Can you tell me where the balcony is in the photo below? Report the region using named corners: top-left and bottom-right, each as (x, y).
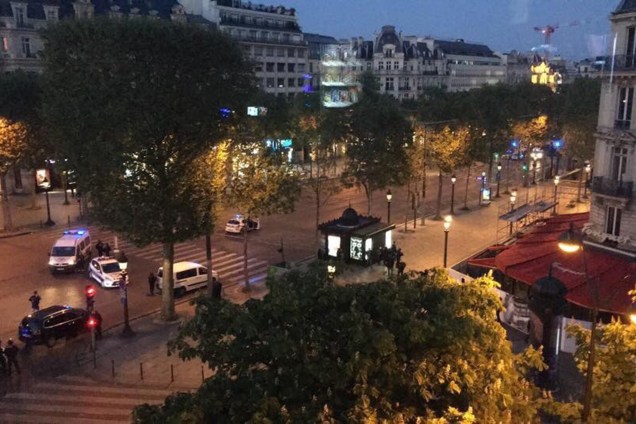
top-left (591, 176), bottom-right (633, 199)
top-left (614, 119), bottom-right (631, 130)
top-left (605, 55), bottom-right (636, 72)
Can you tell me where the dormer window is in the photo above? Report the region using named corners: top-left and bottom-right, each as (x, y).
top-left (15, 6), bottom-right (25, 26)
top-left (46, 9), bottom-right (58, 21)
top-left (384, 48), bottom-right (394, 58)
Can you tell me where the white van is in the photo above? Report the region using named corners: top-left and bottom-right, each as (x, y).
top-left (48, 229), bottom-right (92, 273)
top-left (156, 261), bottom-right (219, 297)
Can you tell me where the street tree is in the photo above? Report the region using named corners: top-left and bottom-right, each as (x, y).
top-left (0, 118), bottom-right (27, 231)
top-left (559, 78), bottom-right (601, 165)
top-left (41, 18), bottom-right (254, 320)
top-left (344, 93), bottom-right (412, 215)
top-left (427, 125), bottom-right (469, 219)
top-left (223, 140), bottom-right (301, 291)
top-left (133, 270), bottom-right (548, 423)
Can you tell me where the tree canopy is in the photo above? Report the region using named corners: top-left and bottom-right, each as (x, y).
top-left (134, 269), bottom-right (547, 423)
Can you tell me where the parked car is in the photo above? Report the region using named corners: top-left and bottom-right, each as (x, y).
top-left (19, 305), bottom-right (90, 347)
top-left (156, 261), bottom-right (219, 298)
top-left (225, 214), bottom-right (260, 234)
top-left (88, 257), bottom-right (122, 288)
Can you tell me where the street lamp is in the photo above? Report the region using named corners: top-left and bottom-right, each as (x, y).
top-left (557, 226), bottom-right (598, 421)
top-left (117, 252), bottom-right (134, 338)
top-left (496, 163), bottom-right (502, 198)
top-left (552, 176), bottom-right (560, 215)
top-left (479, 171), bottom-right (486, 206)
top-left (450, 174), bottom-right (457, 215)
top-left (583, 162), bottom-right (592, 199)
top-left (509, 189), bottom-right (517, 235)
top-left (386, 189), bottom-right (392, 223)
top-left (530, 149), bottom-right (544, 185)
top-left (443, 215), bottom-right (452, 267)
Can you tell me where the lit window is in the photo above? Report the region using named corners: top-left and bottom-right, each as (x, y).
top-left (605, 206), bottom-right (622, 236)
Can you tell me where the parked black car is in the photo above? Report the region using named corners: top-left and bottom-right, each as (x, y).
top-left (19, 305), bottom-right (89, 347)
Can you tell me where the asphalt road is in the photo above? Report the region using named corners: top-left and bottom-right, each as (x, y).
top-left (0, 162), bottom-right (507, 347)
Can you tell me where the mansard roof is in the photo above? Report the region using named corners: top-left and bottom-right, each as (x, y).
top-left (435, 39), bottom-right (496, 57)
top-left (0, 0), bottom-right (201, 21)
top-left (614, 0), bottom-right (636, 14)
top-left (304, 32), bottom-right (338, 44)
top-left (374, 25), bottom-right (403, 53)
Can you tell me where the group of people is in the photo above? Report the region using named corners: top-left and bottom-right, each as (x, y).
top-left (95, 240), bottom-right (112, 258)
top-left (0, 339), bottom-right (20, 377)
top-left (367, 243), bottom-right (405, 276)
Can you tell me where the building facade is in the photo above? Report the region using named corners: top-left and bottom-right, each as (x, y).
top-left (178, 0), bottom-right (309, 97)
top-left (587, 0), bottom-right (636, 256)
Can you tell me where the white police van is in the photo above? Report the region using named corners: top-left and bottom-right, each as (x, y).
top-left (156, 261), bottom-right (218, 297)
top-left (48, 229), bottom-right (92, 273)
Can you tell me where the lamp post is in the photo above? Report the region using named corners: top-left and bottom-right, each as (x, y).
top-left (118, 252), bottom-right (135, 338)
top-left (479, 171), bottom-right (486, 206)
top-left (386, 189), bottom-right (392, 223)
top-left (496, 163), bottom-right (502, 198)
top-left (583, 162), bottom-right (591, 199)
top-left (509, 189), bottom-right (517, 235)
top-left (443, 215), bottom-right (452, 267)
top-left (552, 176), bottom-right (560, 215)
top-left (450, 174), bottom-right (457, 215)
top-left (530, 149), bottom-right (543, 185)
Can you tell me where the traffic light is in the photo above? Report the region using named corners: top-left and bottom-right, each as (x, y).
top-left (522, 164), bottom-right (528, 173)
top-left (87, 316), bottom-right (97, 329)
top-left (85, 284), bottom-right (96, 311)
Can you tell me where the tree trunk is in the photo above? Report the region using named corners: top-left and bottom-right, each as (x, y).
top-left (364, 184), bottom-right (371, 215)
top-left (0, 173), bottom-right (14, 231)
top-left (30, 170), bottom-right (38, 210)
top-left (243, 218), bottom-right (250, 292)
top-left (161, 242), bottom-right (176, 321)
top-left (434, 171), bottom-right (443, 220)
top-left (62, 172), bottom-right (70, 205)
top-left (463, 164), bottom-right (471, 210)
top-left (206, 231), bottom-right (214, 298)
top-left (315, 189), bottom-right (321, 246)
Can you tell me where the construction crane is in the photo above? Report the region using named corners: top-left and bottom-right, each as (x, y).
top-left (534, 25), bottom-right (559, 45)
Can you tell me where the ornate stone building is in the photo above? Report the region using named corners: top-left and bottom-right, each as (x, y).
top-left (586, 0), bottom-right (636, 255)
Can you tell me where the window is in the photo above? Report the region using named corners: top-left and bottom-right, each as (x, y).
top-left (1, 37), bottom-right (8, 52)
top-left (385, 77), bottom-right (394, 91)
top-left (44, 314), bottom-right (67, 328)
top-left (287, 48), bottom-right (295, 57)
top-left (266, 47), bottom-right (274, 57)
top-left (261, 31), bottom-right (269, 41)
top-left (288, 78), bottom-right (295, 87)
top-left (277, 63), bottom-right (285, 72)
top-left (394, 61), bottom-right (399, 70)
top-left (387, 62), bottom-right (392, 70)
top-left (176, 269), bottom-right (197, 280)
top-left (378, 61), bottom-right (384, 70)
top-left (282, 33), bottom-right (290, 43)
top-left (254, 63), bottom-right (263, 72)
top-left (21, 37), bottom-right (31, 57)
top-left (266, 62), bottom-right (274, 72)
top-left (254, 46), bottom-right (263, 56)
top-left (605, 206), bottom-right (622, 236)
top-left (198, 267), bottom-right (207, 275)
top-left (266, 78), bottom-right (275, 87)
top-left (309, 62), bottom-right (313, 73)
top-left (627, 27), bottom-right (636, 67)
top-left (277, 78), bottom-right (285, 87)
top-left (46, 9), bottom-right (57, 21)
top-left (272, 32), bottom-right (280, 42)
top-left (249, 30), bottom-right (257, 39)
top-left (297, 49), bottom-right (305, 58)
top-left (298, 63), bottom-right (305, 72)
top-left (287, 63), bottom-right (295, 72)
top-left (15, 7), bottom-right (25, 26)
top-left (611, 147), bottom-right (628, 181)
top-left (277, 48), bottom-right (285, 57)
top-left (616, 87), bottom-right (633, 128)
top-left (298, 77), bottom-right (304, 87)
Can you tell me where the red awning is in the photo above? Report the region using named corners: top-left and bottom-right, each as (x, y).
top-left (470, 213), bottom-right (635, 315)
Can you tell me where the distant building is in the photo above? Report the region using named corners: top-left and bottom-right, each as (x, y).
top-left (304, 32), bottom-right (338, 93)
top-left (178, 0), bottom-right (308, 97)
top-left (497, 50), bottom-right (532, 85)
top-left (588, 0), bottom-right (636, 255)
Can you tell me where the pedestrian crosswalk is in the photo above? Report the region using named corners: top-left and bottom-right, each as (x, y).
top-left (38, 226), bottom-right (270, 291)
top-left (0, 375), bottom-right (173, 423)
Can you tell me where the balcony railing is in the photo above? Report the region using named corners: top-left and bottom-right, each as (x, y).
top-left (614, 119), bottom-right (631, 130)
top-left (591, 176), bottom-right (633, 199)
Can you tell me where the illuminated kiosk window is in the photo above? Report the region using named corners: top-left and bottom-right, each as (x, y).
top-left (327, 235), bottom-right (341, 257)
top-left (365, 239), bottom-right (372, 260)
top-left (350, 237), bottom-right (363, 260)
top-left (385, 230), bottom-right (392, 249)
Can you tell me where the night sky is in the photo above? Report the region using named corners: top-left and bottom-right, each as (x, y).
top-left (283, 0), bottom-right (616, 60)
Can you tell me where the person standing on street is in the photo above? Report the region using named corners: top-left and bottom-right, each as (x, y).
top-left (0, 340), bottom-right (6, 376)
top-left (147, 272), bottom-right (157, 296)
top-left (4, 339), bottom-right (20, 376)
top-left (103, 243), bottom-right (112, 258)
top-left (29, 291), bottom-right (41, 312)
top-left (91, 310), bottom-right (103, 339)
top-left (95, 240), bottom-right (104, 257)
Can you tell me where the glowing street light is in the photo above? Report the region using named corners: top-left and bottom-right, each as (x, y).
top-left (443, 215), bottom-right (452, 267)
top-left (552, 175), bottom-right (560, 215)
top-left (450, 174), bottom-right (457, 215)
top-left (386, 189), bottom-right (393, 223)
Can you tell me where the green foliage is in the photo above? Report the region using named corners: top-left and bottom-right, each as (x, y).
top-left (135, 269), bottom-right (548, 423)
top-left (563, 320), bottom-right (636, 422)
top-left (41, 18), bottom-right (254, 246)
top-left (344, 94), bottom-right (412, 213)
top-left (559, 78), bottom-right (601, 162)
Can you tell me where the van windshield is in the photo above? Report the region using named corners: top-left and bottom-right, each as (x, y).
top-left (51, 246), bottom-right (75, 257)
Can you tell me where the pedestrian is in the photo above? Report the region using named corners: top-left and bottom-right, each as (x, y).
top-left (147, 272), bottom-right (157, 296)
top-left (396, 248), bottom-right (403, 264)
top-left (76, 252), bottom-right (86, 272)
top-left (91, 310), bottom-right (103, 339)
top-left (29, 291), bottom-right (41, 312)
top-left (397, 261), bottom-right (406, 275)
top-left (0, 340), bottom-right (6, 376)
top-left (95, 240), bottom-right (104, 257)
top-left (212, 278), bottom-right (223, 299)
top-left (103, 242), bottom-right (111, 258)
top-left (4, 339), bottom-right (20, 376)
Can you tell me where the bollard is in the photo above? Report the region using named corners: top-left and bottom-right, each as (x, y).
top-left (140, 363), bottom-right (144, 380)
top-left (93, 349), bottom-right (97, 369)
top-left (201, 365), bottom-right (205, 382)
top-left (67, 215), bottom-right (71, 228)
top-left (111, 359), bottom-right (115, 378)
top-left (170, 364), bottom-right (174, 383)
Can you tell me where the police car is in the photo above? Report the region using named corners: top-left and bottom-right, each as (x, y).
top-left (87, 257), bottom-right (122, 288)
top-left (225, 214), bottom-right (260, 234)
top-left (48, 229), bottom-right (92, 273)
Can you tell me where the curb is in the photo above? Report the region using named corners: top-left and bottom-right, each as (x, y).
top-left (0, 230), bottom-right (33, 239)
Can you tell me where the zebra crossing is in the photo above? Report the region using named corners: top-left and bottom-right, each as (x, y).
top-left (39, 226), bottom-right (270, 290)
top-left (0, 375), bottom-right (173, 423)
